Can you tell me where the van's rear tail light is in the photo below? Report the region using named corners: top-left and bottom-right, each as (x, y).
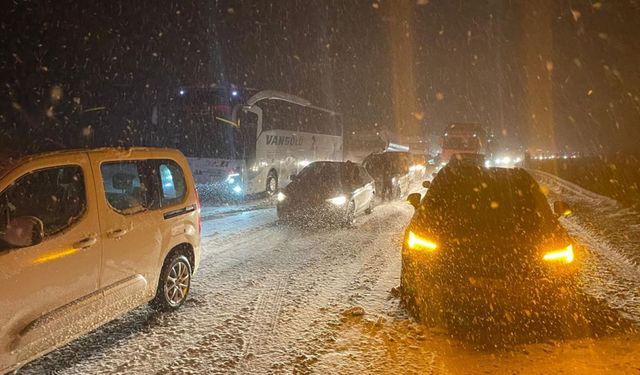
top-left (194, 186), bottom-right (202, 234)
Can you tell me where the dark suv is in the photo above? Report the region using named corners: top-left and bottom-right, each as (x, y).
top-left (401, 162), bottom-right (578, 327)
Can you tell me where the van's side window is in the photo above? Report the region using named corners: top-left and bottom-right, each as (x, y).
top-left (159, 161), bottom-right (186, 207)
top-left (0, 166), bottom-right (86, 249)
top-left (101, 162), bottom-right (156, 214)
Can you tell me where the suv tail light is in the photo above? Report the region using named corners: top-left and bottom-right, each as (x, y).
top-left (194, 186), bottom-right (202, 234)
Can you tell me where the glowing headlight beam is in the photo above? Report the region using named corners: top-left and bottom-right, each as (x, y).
top-left (326, 196), bottom-right (347, 206)
top-left (407, 231), bottom-right (437, 251)
top-left (277, 192), bottom-right (287, 202)
top-left (543, 244), bottom-right (574, 263)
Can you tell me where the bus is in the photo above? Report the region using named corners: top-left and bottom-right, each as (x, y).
top-left (235, 90), bottom-right (343, 196)
top-left (440, 123), bottom-right (488, 165)
top-left (157, 87), bottom-right (343, 199)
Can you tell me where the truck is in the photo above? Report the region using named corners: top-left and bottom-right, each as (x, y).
top-left (439, 123), bottom-right (488, 165)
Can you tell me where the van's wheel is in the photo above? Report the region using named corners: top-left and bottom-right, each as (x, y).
top-left (151, 254), bottom-right (192, 311)
top-left (266, 170), bottom-right (278, 196)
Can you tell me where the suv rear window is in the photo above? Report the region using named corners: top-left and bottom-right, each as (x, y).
top-left (424, 166), bottom-right (554, 234)
top-left (159, 160), bottom-right (186, 207)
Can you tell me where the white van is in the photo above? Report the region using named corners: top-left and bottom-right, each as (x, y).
top-left (0, 147), bottom-right (201, 373)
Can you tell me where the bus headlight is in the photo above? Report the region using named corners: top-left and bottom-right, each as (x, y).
top-left (326, 196), bottom-right (347, 206)
top-left (277, 192), bottom-right (287, 202)
top-left (226, 172), bottom-right (240, 184)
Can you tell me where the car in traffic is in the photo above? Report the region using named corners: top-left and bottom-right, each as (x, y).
top-left (277, 161), bottom-right (375, 226)
top-left (0, 147), bottom-right (201, 373)
top-left (363, 151), bottom-right (413, 200)
top-left (401, 161), bottom-right (577, 329)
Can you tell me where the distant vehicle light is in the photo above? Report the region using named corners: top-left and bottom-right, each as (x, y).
top-left (179, 89), bottom-right (185, 96)
top-left (298, 160), bottom-right (311, 168)
top-left (277, 192), bottom-right (287, 202)
top-left (233, 185), bottom-right (242, 194)
top-left (409, 164), bottom-right (427, 172)
top-left (326, 196), bottom-right (347, 206)
top-left (484, 160), bottom-right (492, 168)
top-left (407, 231), bottom-right (437, 251)
top-left (543, 244), bottom-right (574, 264)
top-left (231, 90), bottom-right (238, 96)
top-left (226, 172), bottom-right (240, 184)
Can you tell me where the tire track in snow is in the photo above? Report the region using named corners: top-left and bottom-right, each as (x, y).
top-left (236, 278), bottom-right (288, 373)
top-left (149, 203), bottom-right (413, 374)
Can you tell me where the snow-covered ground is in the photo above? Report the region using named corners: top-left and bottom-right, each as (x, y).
top-left (20, 173), bottom-right (640, 374)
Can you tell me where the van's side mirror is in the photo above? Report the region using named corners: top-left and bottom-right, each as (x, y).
top-left (553, 201), bottom-right (572, 217)
top-left (407, 193), bottom-right (421, 209)
top-left (422, 181), bottom-right (431, 189)
top-left (3, 216), bottom-right (44, 248)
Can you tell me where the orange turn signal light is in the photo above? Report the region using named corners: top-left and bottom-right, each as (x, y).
top-left (407, 231), bottom-right (438, 251)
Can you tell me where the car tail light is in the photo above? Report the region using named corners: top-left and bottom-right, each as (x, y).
top-left (543, 244), bottom-right (574, 264)
top-left (407, 231), bottom-right (438, 251)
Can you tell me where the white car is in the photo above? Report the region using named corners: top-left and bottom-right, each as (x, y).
top-left (0, 147), bottom-right (201, 373)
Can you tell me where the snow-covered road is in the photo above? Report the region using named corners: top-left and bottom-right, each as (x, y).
top-left (20, 172), bottom-right (640, 374)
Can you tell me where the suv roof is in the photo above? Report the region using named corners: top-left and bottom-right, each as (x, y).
top-left (0, 147), bottom-right (185, 180)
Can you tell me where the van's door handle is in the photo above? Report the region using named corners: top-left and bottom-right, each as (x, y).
top-left (107, 228), bottom-right (129, 238)
top-left (74, 236), bottom-right (97, 249)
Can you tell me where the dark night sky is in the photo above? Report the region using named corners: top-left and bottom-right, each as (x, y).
top-left (1, 0), bottom-right (639, 154)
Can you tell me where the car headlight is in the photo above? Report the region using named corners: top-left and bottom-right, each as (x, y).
top-left (326, 195), bottom-right (347, 206)
top-left (277, 192), bottom-right (287, 202)
top-left (543, 244), bottom-right (574, 264)
top-left (407, 231), bottom-right (438, 251)
top-left (226, 172), bottom-right (240, 184)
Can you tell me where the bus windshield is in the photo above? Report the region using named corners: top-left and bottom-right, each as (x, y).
top-left (160, 88), bottom-right (243, 159)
